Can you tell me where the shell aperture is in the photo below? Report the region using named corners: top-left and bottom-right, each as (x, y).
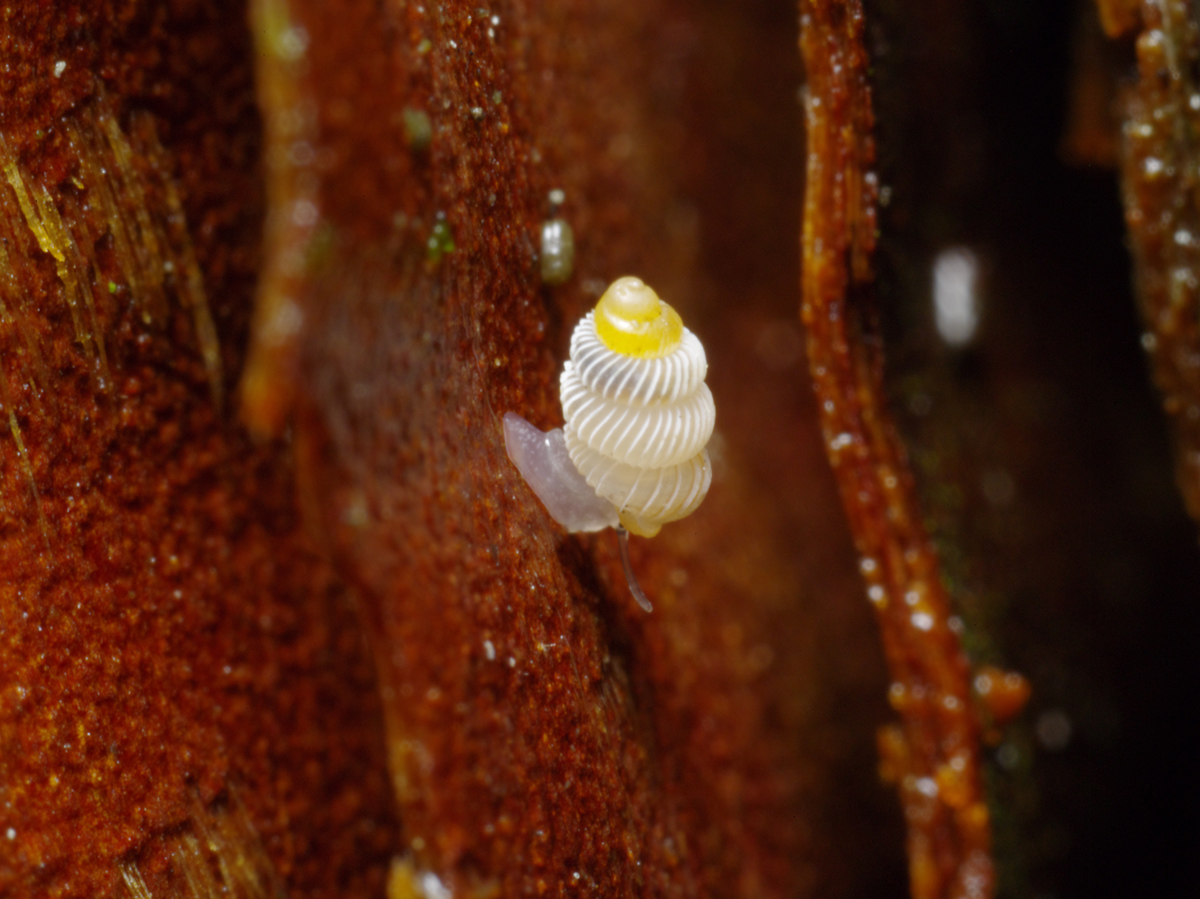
top-left (504, 276), bottom-right (715, 538)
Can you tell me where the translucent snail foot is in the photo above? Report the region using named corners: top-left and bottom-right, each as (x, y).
top-left (503, 412), bottom-right (620, 533)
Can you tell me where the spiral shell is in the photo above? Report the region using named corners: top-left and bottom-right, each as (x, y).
top-left (560, 277), bottom-right (714, 537)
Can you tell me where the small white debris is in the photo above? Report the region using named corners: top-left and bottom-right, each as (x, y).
top-left (933, 246), bottom-right (981, 347)
top-left (915, 776), bottom-right (939, 798)
top-left (420, 872), bottom-right (452, 899)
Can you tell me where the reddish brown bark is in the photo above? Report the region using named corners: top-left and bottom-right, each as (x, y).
top-left (798, 3), bottom-right (994, 898)
top-left (0, 4), bottom-right (397, 898)
top-left (1095, 0), bottom-right (1142, 38)
top-left (266, 0), bottom-right (881, 894)
top-left (0, 0), bottom-right (899, 897)
top-left (1108, 0), bottom-right (1200, 529)
top-left (10, 0), bottom-right (1195, 895)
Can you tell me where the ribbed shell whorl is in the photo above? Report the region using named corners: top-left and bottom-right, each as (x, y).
top-left (561, 311), bottom-right (714, 537)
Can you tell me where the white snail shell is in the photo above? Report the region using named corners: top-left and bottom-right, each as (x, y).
top-left (504, 276), bottom-right (714, 538)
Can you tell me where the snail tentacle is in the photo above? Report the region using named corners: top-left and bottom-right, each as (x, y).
top-left (617, 527), bottom-right (652, 613)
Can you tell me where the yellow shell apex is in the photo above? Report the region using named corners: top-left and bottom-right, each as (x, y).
top-left (594, 276), bottom-right (683, 359)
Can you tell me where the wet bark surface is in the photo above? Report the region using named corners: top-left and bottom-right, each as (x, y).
top-left (799, 2), bottom-right (994, 896)
top-left (0, 0), bottom-right (897, 897)
top-left (0, 3), bottom-right (398, 898)
top-left (0, 1), bottom-right (1198, 898)
top-left (274, 0), bottom-right (897, 894)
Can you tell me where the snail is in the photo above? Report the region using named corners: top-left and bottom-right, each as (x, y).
top-left (503, 276), bottom-right (715, 611)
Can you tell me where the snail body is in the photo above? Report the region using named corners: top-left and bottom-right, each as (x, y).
top-left (504, 276), bottom-right (714, 541)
